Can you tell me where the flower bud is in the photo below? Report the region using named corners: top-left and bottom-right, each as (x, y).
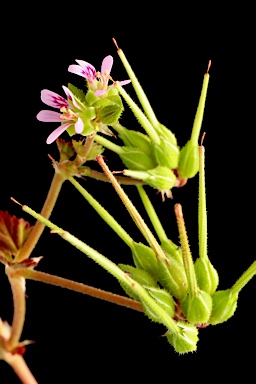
top-left (131, 242), bottom-right (158, 280)
top-left (208, 289), bottom-right (238, 325)
top-left (194, 257), bottom-right (219, 295)
top-left (120, 147), bottom-right (156, 171)
top-left (124, 166), bottom-right (177, 192)
top-left (157, 255), bottom-right (188, 300)
top-left (119, 264), bottom-right (158, 288)
top-left (166, 321), bottom-right (199, 354)
top-left (180, 290), bottom-right (212, 325)
top-left (177, 139), bottom-right (199, 180)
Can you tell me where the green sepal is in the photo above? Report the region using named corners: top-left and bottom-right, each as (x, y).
top-left (178, 139), bottom-right (199, 179)
top-left (118, 281), bottom-right (140, 301)
top-left (72, 140), bottom-right (104, 163)
top-left (161, 239), bottom-right (183, 264)
top-left (85, 90), bottom-right (99, 106)
top-left (124, 166), bottom-right (177, 192)
top-left (194, 257), bottom-right (219, 295)
top-left (118, 264), bottom-right (158, 287)
top-left (208, 289), bottom-right (238, 325)
top-left (66, 119), bottom-right (95, 137)
top-left (120, 147), bottom-right (156, 171)
top-left (117, 128), bottom-right (153, 156)
top-left (155, 124), bottom-right (178, 145)
top-left (166, 321), bottom-right (199, 354)
top-left (153, 139), bottom-right (179, 169)
top-left (68, 83), bottom-right (87, 105)
top-left (131, 242), bottom-right (158, 281)
top-left (145, 287), bottom-right (175, 318)
top-left (94, 97), bottom-right (124, 125)
top-left (157, 255), bottom-right (188, 300)
top-left (180, 290), bottom-right (212, 325)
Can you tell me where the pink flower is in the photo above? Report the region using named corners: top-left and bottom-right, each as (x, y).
top-left (68, 55), bottom-right (131, 96)
top-left (37, 86), bottom-right (85, 144)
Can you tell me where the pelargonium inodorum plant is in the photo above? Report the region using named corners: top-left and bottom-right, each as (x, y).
top-left (1, 38), bottom-right (255, 383)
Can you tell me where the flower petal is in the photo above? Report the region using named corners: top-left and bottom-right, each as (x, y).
top-left (62, 86), bottom-right (81, 110)
top-left (68, 61), bottom-right (96, 80)
top-left (101, 55), bottom-right (113, 74)
top-left (41, 90), bottom-right (68, 109)
top-left (75, 117), bottom-right (84, 134)
top-left (118, 80), bottom-right (131, 86)
top-left (46, 123), bottom-right (72, 144)
top-left (37, 110), bottom-right (63, 122)
top-left (94, 89), bottom-right (107, 96)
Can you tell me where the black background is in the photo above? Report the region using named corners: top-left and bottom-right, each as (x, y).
top-left (1, 6), bottom-right (255, 383)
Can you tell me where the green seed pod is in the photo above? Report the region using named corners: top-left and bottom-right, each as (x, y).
top-left (166, 321), bottom-right (199, 354)
top-left (180, 290), bottom-right (212, 325)
top-left (153, 139), bottom-right (179, 169)
top-left (194, 257), bottom-right (219, 295)
top-left (120, 146), bottom-right (156, 171)
top-left (157, 255), bottom-right (188, 300)
top-left (178, 139), bottom-right (199, 179)
top-left (131, 242), bottom-right (158, 281)
top-left (118, 264), bottom-right (158, 288)
top-left (124, 166), bottom-right (177, 192)
top-left (161, 239), bottom-right (183, 264)
top-left (208, 289), bottom-right (238, 325)
top-left (145, 287), bottom-right (175, 318)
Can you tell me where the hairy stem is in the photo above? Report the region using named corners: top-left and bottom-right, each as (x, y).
top-left (5, 354), bottom-right (38, 384)
top-left (15, 172), bottom-right (65, 262)
top-left (13, 268), bottom-right (143, 312)
top-left (6, 268), bottom-right (26, 349)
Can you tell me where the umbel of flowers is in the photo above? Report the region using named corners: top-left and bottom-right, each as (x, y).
top-left (37, 47), bottom-right (210, 198)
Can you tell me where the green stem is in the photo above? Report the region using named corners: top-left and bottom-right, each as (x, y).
top-left (94, 134), bottom-right (124, 155)
top-left (20, 204), bottom-right (179, 333)
top-left (115, 82), bottom-right (160, 144)
top-left (113, 40), bottom-right (159, 129)
top-left (80, 167), bottom-right (144, 185)
top-left (68, 176), bottom-right (134, 248)
top-left (12, 268), bottom-right (143, 312)
top-left (136, 185), bottom-right (169, 243)
top-left (231, 261), bottom-right (256, 295)
top-left (97, 156), bottom-right (167, 261)
top-left (5, 268), bottom-right (26, 349)
top-left (190, 66), bottom-right (210, 145)
top-left (174, 204), bottom-right (198, 296)
top-left (15, 172), bottom-right (65, 262)
top-left (198, 145), bottom-right (207, 260)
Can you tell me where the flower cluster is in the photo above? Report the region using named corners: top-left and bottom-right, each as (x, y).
top-left (37, 56), bottom-right (131, 144)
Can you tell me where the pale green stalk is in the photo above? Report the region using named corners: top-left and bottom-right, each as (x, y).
top-left (94, 134), bottom-right (125, 155)
top-left (113, 39), bottom-right (159, 128)
top-left (136, 185), bottom-right (169, 243)
top-left (115, 82), bottom-right (160, 144)
top-left (67, 176), bottom-right (133, 248)
top-left (231, 261), bottom-right (256, 294)
top-left (198, 145), bottom-right (207, 259)
top-left (190, 65), bottom-right (210, 145)
top-left (20, 203), bottom-right (180, 333)
top-left (97, 156), bottom-right (168, 261)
